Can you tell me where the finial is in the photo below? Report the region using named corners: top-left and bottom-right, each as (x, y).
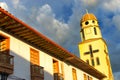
top-left (86, 9), bottom-right (89, 14)
top-left (85, 9), bottom-right (90, 19)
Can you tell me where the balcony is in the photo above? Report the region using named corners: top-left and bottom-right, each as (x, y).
top-left (0, 53), bottom-right (14, 74)
top-left (54, 73), bottom-right (64, 80)
top-left (31, 65), bottom-right (44, 80)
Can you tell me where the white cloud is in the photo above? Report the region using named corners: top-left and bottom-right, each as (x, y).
top-left (11, 0), bottom-right (26, 10)
top-left (68, 0), bottom-right (83, 29)
top-left (103, 0), bottom-right (120, 12)
top-left (0, 2), bottom-right (8, 10)
top-left (36, 4), bottom-right (70, 43)
top-left (11, 0), bottom-right (19, 8)
top-left (112, 15), bottom-right (120, 30)
top-left (10, 0), bottom-right (120, 79)
top-left (81, 0), bottom-right (98, 7)
top-left (114, 72), bottom-right (120, 80)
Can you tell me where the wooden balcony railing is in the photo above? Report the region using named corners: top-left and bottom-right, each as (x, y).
top-left (31, 65), bottom-right (44, 80)
top-left (54, 73), bottom-right (64, 80)
top-left (0, 53), bottom-right (14, 74)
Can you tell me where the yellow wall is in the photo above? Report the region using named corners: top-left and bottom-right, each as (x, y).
top-left (79, 13), bottom-right (114, 80)
top-left (79, 38), bottom-right (114, 80)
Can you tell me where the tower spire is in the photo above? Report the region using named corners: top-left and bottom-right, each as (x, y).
top-left (85, 9), bottom-right (91, 21)
top-left (85, 9), bottom-right (88, 14)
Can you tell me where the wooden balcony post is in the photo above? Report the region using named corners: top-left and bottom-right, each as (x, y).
top-left (31, 65), bottom-right (44, 80)
top-left (54, 73), bottom-right (64, 80)
top-left (0, 53), bottom-right (14, 74)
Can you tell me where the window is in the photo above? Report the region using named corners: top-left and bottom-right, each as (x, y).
top-left (0, 34), bottom-right (9, 54)
top-left (80, 23), bottom-right (82, 26)
top-left (85, 21), bottom-right (89, 25)
top-left (88, 76), bottom-right (93, 80)
top-left (92, 20), bottom-right (95, 23)
top-left (94, 27), bottom-right (97, 35)
top-left (84, 74), bottom-right (87, 80)
top-left (91, 59), bottom-right (95, 66)
top-left (96, 57), bottom-right (100, 65)
top-left (83, 74), bottom-right (93, 80)
top-left (88, 76), bottom-right (89, 80)
top-left (89, 77), bottom-right (93, 80)
top-left (30, 48), bottom-right (44, 80)
top-left (81, 29), bottom-right (85, 40)
top-left (30, 48), bottom-right (39, 65)
top-left (53, 59), bottom-right (59, 73)
top-left (72, 68), bottom-right (77, 80)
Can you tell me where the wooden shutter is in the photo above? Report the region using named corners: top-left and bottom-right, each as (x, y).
top-left (84, 74), bottom-right (87, 80)
top-left (0, 35), bottom-right (9, 54)
top-left (53, 60), bottom-right (59, 73)
top-left (89, 77), bottom-right (93, 80)
top-left (30, 48), bottom-right (39, 65)
top-left (72, 68), bottom-right (77, 80)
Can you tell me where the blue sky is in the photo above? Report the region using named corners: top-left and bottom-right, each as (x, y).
top-left (0, 0), bottom-right (120, 79)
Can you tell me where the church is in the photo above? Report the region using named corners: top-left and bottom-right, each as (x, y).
top-left (0, 7), bottom-right (113, 80)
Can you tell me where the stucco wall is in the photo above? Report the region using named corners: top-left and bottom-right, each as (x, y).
top-left (0, 31), bottom-right (100, 80)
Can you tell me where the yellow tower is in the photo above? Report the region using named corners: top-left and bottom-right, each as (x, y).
top-left (78, 13), bottom-right (114, 80)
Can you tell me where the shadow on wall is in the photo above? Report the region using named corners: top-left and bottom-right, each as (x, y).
top-left (7, 50), bottom-right (53, 80)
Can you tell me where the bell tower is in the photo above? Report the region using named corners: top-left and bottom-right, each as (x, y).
top-left (78, 12), bottom-right (114, 80)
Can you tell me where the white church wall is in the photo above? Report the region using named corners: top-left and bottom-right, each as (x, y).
top-left (0, 31), bottom-right (101, 80)
top-left (64, 63), bottom-right (73, 80)
top-left (0, 31), bottom-right (31, 80)
top-left (40, 51), bottom-right (53, 80)
top-left (63, 63), bottom-right (99, 80)
top-left (10, 35), bottom-right (31, 80)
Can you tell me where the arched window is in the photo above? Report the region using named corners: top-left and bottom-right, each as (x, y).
top-left (81, 29), bottom-right (85, 40)
top-left (94, 27), bottom-right (97, 35)
top-left (96, 57), bottom-right (100, 65)
top-left (85, 21), bottom-right (89, 25)
top-left (91, 59), bottom-right (95, 66)
top-left (72, 68), bottom-right (77, 80)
